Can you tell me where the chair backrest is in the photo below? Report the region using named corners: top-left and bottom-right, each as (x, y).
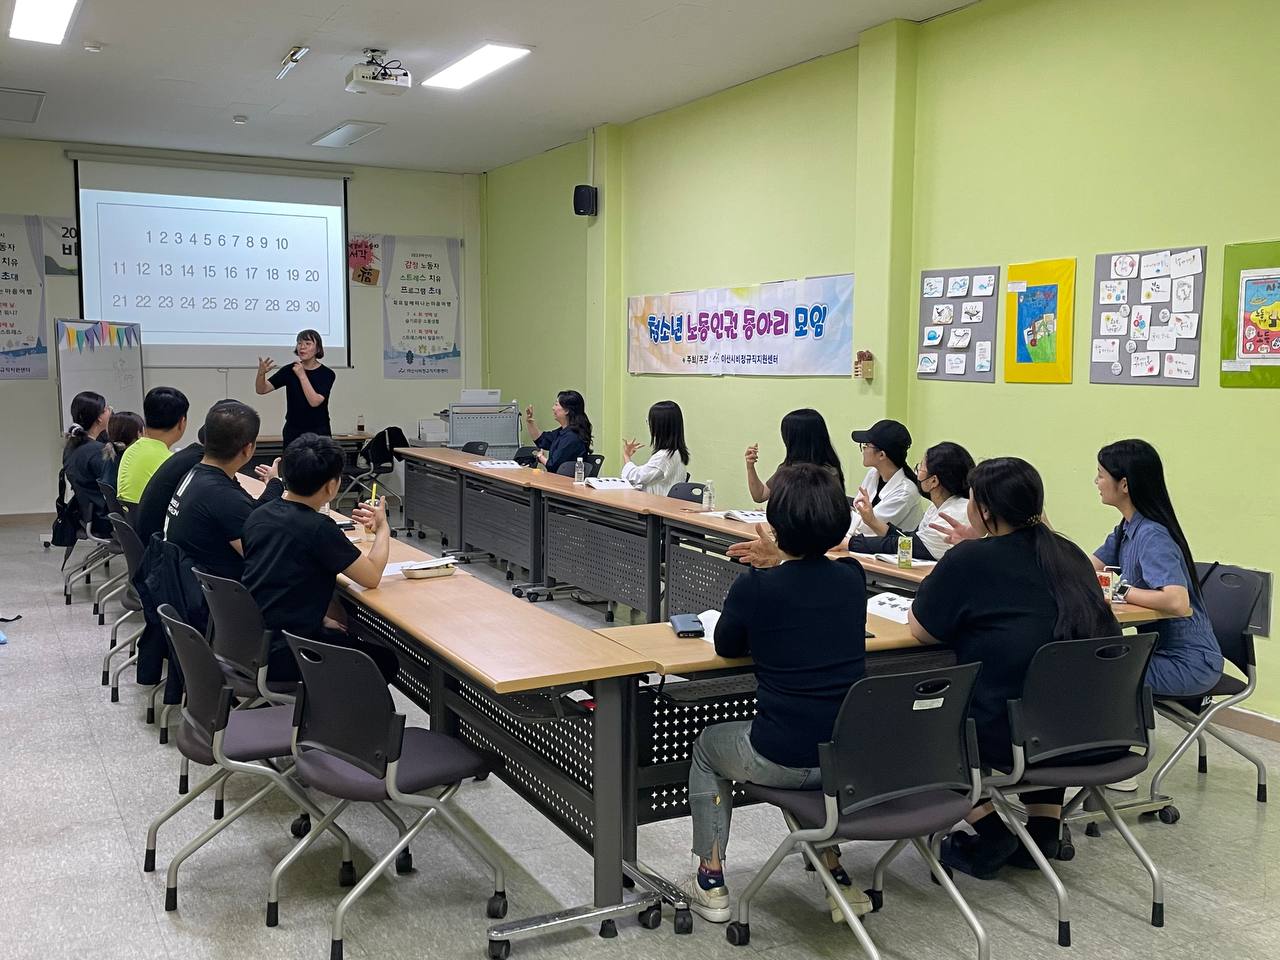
top-left (358, 429), bottom-right (395, 469)
top-left (1010, 633), bottom-right (1157, 766)
top-left (158, 604), bottom-right (225, 745)
top-left (819, 663), bottom-right (980, 816)
top-left (194, 569), bottom-right (271, 677)
top-left (460, 440), bottom-right (489, 455)
top-left (97, 480), bottom-right (124, 517)
top-left (1196, 561), bottom-right (1264, 673)
top-left (107, 513), bottom-right (146, 577)
top-left (667, 481), bottom-right (706, 503)
top-left (513, 445), bottom-right (537, 466)
top-left (383, 426), bottom-right (410, 461)
top-left (286, 633), bottom-right (403, 780)
top-left (584, 454), bottom-right (604, 478)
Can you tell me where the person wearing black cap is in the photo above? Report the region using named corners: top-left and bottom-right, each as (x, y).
top-left (848, 419), bottom-right (926, 537)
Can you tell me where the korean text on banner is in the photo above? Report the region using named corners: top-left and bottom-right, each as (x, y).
top-left (627, 273), bottom-right (853, 376)
top-left (378, 235), bottom-right (462, 380)
top-left (0, 214), bottom-right (48, 380)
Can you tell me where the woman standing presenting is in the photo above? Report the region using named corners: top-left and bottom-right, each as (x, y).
top-left (255, 329), bottom-right (335, 447)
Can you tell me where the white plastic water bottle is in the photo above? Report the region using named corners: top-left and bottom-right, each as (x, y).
top-left (702, 480), bottom-right (716, 510)
top-left (574, 457), bottom-right (585, 484)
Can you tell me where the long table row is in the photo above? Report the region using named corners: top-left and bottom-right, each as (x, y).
top-left (399, 447), bottom-right (931, 622)
top-left (237, 458), bottom-right (1166, 954)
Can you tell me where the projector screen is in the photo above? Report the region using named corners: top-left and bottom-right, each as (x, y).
top-left (77, 159), bottom-right (349, 368)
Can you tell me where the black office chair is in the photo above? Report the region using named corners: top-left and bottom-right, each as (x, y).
top-left (1143, 563), bottom-right (1268, 809)
top-left (338, 426), bottom-right (409, 513)
top-left (512, 445), bottom-right (537, 467)
top-left (101, 513), bottom-right (147, 695)
top-left (987, 633), bottom-right (1162, 947)
top-left (276, 633), bottom-right (507, 960)
top-left (460, 440), bottom-right (489, 456)
top-left (668, 481), bottom-right (706, 504)
top-left (728, 664), bottom-right (986, 958)
top-left (554, 454), bottom-right (604, 478)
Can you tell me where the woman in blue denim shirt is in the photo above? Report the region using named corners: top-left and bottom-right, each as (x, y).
top-left (1092, 439), bottom-right (1222, 698)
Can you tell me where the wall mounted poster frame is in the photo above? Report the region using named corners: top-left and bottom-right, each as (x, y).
top-left (1004, 257), bottom-right (1076, 384)
top-left (915, 265), bottom-right (1000, 383)
top-left (1090, 245), bottom-right (1206, 387)
top-left (1221, 239), bottom-right (1280, 388)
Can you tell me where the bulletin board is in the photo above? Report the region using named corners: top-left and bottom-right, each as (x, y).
top-left (1089, 246), bottom-right (1206, 387)
top-left (1220, 239), bottom-right (1280, 388)
top-left (915, 266), bottom-right (1000, 383)
top-left (55, 319), bottom-right (145, 431)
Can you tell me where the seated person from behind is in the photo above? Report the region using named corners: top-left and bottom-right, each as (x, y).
top-left (61, 390), bottom-right (113, 538)
top-left (101, 410), bottom-right (144, 489)
top-left (241, 433), bottom-right (399, 683)
top-left (680, 463), bottom-right (870, 924)
top-left (848, 441), bottom-right (974, 561)
top-left (116, 386), bottom-right (189, 503)
top-left (163, 401), bottom-right (283, 581)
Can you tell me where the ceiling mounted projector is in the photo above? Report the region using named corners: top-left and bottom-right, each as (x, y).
top-left (345, 49), bottom-right (411, 95)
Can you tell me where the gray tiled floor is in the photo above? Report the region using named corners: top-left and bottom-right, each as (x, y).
top-left (1, 519), bottom-right (1277, 960)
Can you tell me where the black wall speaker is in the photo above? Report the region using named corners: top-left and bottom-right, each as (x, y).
top-left (573, 184), bottom-right (598, 216)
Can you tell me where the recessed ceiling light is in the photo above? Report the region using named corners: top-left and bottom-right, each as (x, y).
top-left (10, 0), bottom-right (82, 45)
top-left (232, 115), bottom-right (248, 125)
top-left (421, 43), bottom-right (531, 90)
top-left (277, 45), bottom-right (311, 81)
top-left (311, 120), bottom-right (384, 148)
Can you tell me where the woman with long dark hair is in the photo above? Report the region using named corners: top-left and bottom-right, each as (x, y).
top-left (848, 419), bottom-right (926, 535)
top-left (62, 390), bottom-right (113, 537)
top-left (622, 400), bottom-right (690, 496)
top-left (848, 440), bottom-right (975, 560)
top-left (1093, 439), bottom-right (1221, 698)
top-left (101, 410), bottom-right (144, 487)
top-left (744, 408), bottom-right (844, 502)
top-left (525, 389), bottom-right (593, 474)
top-left (909, 457), bottom-right (1120, 878)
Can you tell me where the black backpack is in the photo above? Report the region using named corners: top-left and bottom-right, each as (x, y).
top-left (51, 469), bottom-right (82, 566)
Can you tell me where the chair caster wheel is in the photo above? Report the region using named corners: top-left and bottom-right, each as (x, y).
top-left (417, 531), bottom-right (426, 540)
top-left (605, 610), bottom-right (614, 623)
top-left (390, 530), bottom-right (398, 538)
top-left (290, 813), bottom-right (312, 838)
top-left (674, 908), bottom-right (693, 935)
top-left (598, 919), bottom-right (617, 938)
top-left (526, 593), bottom-right (539, 603)
top-left (511, 588), bottom-right (524, 598)
top-left (486, 891), bottom-right (508, 919)
top-left (638, 904), bottom-right (661, 929)
top-left (726, 920), bottom-right (749, 946)
top-left (506, 569), bottom-right (514, 581)
top-left (487, 940), bottom-right (510, 960)
top-left (1157, 805), bottom-right (1180, 824)
top-left (338, 860), bottom-right (356, 887)
top-left (1085, 822), bottom-right (1101, 837)
top-left (1057, 842), bottom-right (1076, 861)
top-left (396, 850), bottom-right (414, 874)
top-left (866, 888), bottom-right (883, 912)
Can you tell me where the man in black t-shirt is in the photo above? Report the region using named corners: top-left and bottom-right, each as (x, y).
top-left (241, 433), bottom-right (397, 683)
top-left (163, 402), bottom-right (283, 581)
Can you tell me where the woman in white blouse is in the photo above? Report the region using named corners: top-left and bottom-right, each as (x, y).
top-left (848, 419), bottom-right (927, 536)
top-left (847, 441), bottom-right (974, 560)
top-left (621, 400), bottom-right (690, 496)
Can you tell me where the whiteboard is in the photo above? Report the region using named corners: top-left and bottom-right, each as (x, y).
top-left (55, 319), bottom-right (145, 431)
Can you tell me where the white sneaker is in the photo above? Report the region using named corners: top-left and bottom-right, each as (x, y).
top-left (826, 884), bottom-right (873, 923)
top-left (678, 874), bottom-right (731, 923)
top-left (1108, 777), bottom-right (1140, 792)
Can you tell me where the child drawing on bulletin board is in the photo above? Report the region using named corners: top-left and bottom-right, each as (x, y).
top-left (1017, 285), bottom-right (1058, 365)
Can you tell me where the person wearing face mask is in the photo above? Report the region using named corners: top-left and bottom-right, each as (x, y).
top-left (255, 329), bottom-right (335, 447)
top-left (847, 441), bottom-right (975, 560)
top-left (847, 419), bottom-right (927, 537)
top-left (524, 389), bottom-right (593, 474)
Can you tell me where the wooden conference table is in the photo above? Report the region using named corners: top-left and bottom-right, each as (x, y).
top-left (236, 473), bottom-right (1167, 953)
top-left (397, 447), bottom-right (928, 624)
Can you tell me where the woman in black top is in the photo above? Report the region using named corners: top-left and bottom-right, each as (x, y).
top-left (524, 389), bottom-right (592, 474)
top-left (254, 329), bottom-right (336, 447)
top-left (909, 457), bottom-right (1120, 878)
top-left (61, 390), bottom-right (113, 537)
top-left (101, 410), bottom-right (144, 488)
top-left (744, 407), bottom-right (845, 502)
top-left (680, 463), bottom-right (870, 924)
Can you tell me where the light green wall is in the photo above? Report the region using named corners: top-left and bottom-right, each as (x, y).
top-left (482, 0), bottom-right (1280, 717)
top-left (908, 0), bottom-right (1280, 715)
top-left (482, 140), bottom-right (589, 416)
top-left (619, 47), bottom-right (861, 496)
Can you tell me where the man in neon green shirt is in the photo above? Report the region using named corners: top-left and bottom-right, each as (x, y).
top-left (116, 387), bottom-right (189, 503)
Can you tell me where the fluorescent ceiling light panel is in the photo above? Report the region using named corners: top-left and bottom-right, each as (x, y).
top-left (422, 43), bottom-right (531, 90)
top-left (311, 120), bottom-right (384, 148)
top-left (10, 0), bottom-right (81, 44)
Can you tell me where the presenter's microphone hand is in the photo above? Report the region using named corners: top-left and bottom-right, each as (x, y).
top-left (257, 357), bottom-right (276, 376)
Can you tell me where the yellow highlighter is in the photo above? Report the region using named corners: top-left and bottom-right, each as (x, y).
top-left (365, 483), bottom-right (379, 540)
